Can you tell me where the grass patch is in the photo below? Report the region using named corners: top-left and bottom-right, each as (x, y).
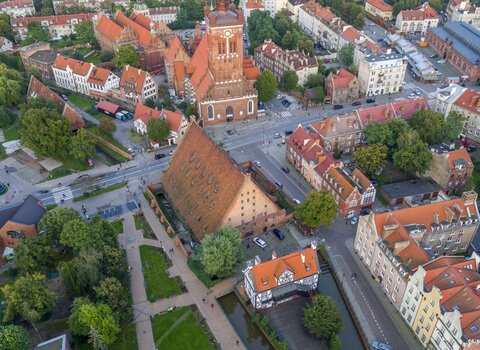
top-left (111, 220), bottom-right (124, 235)
top-left (134, 214), bottom-right (156, 239)
top-left (273, 190), bottom-right (294, 214)
top-left (0, 144), bottom-right (6, 160)
top-left (139, 245), bottom-right (182, 301)
top-left (318, 244), bottom-right (331, 264)
top-left (127, 128), bottom-right (146, 144)
top-left (49, 166), bottom-right (72, 180)
top-left (68, 94), bottom-right (94, 111)
top-left (46, 204), bottom-right (58, 211)
top-left (3, 121), bottom-right (20, 142)
top-left (88, 125), bottom-right (129, 152)
top-left (73, 181), bottom-right (127, 202)
top-left (187, 258), bottom-right (221, 289)
top-left (110, 323), bottom-right (138, 350)
top-left (96, 142), bottom-right (128, 162)
top-left (151, 306), bottom-right (217, 350)
top-left (84, 52), bottom-right (101, 64)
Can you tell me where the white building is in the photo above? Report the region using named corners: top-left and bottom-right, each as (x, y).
top-left (87, 66), bottom-right (120, 98)
top-left (0, 36), bottom-right (13, 52)
top-left (433, 83), bottom-right (466, 116)
top-left (52, 0), bottom-right (130, 15)
top-left (364, 0), bottom-right (393, 21)
top-left (243, 246), bottom-right (320, 309)
top-left (358, 52), bottom-right (407, 97)
top-left (446, 0), bottom-right (480, 29)
top-left (264, 0), bottom-right (288, 17)
top-left (0, 0), bottom-right (35, 18)
top-left (52, 55), bottom-right (94, 95)
top-left (396, 3), bottom-right (440, 36)
top-left (147, 6), bottom-right (179, 24)
top-left (11, 13), bottom-right (97, 41)
top-left (115, 65), bottom-right (159, 106)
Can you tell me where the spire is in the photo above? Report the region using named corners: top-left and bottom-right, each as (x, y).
top-left (210, 0), bottom-right (214, 10)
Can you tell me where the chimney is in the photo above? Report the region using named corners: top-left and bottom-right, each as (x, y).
top-left (393, 240), bottom-right (410, 256)
top-left (311, 241), bottom-right (317, 250)
top-left (125, 64), bottom-right (130, 71)
top-left (301, 251), bottom-right (305, 264)
top-left (272, 251), bottom-right (277, 260)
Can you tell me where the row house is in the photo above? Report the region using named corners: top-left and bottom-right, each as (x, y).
top-left (364, 0), bottom-right (393, 21)
top-left (87, 66), bottom-right (120, 98)
top-left (324, 69), bottom-right (360, 104)
top-left (424, 147), bottom-right (474, 195)
top-left (396, 3), bottom-right (439, 36)
top-left (52, 55), bottom-right (94, 96)
top-left (111, 65), bottom-right (158, 106)
top-left (446, 0), bottom-right (480, 29)
top-left (358, 52), bottom-right (407, 97)
top-left (52, 0), bottom-right (130, 15)
top-left (0, 0), bottom-right (35, 18)
top-left (11, 13), bottom-right (97, 41)
top-left (400, 256), bottom-right (480, 349)
top-left (354, 191), bottom-right (480, 308)
top-left (426, 22), bottom-right (480, 82)
top-left (254, 40), bottom-right (318, 86)
top-left (133, 103), bottom-right (188, 145)
top-left (243, 246), bottom-right (320, 309)
top-left (0, 37), bottom-right (13, 52)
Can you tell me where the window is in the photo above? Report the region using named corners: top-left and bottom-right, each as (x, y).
top-left (248, 100), bottom-right (254, 114)
top-left (415, 326), bottom-right (420, 334)
top-left (420, 316), bottom-right (425, 323)
top-left (207, 105), bottom-right (214, 120)
top-left (421, 334), bottom-right (426, 343)
top-left (426, 324), bottom-right (431, 332)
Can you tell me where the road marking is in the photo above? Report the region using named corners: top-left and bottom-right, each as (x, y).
top-left (52, 186), bottom-right (73, 203)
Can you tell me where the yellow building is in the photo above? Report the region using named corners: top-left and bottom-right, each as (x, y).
top-left (411, 285), bottom-right (442, 347)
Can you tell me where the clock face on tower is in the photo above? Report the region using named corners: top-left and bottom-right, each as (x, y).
top-left (223, 30), bottom-right (232, 38)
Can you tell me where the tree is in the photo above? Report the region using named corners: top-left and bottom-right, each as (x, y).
top-left (68, 299), bottom-right (120, 346)
top-left (410, 109), bottom-right (445, 145)
top-left (200, 227), bottom-right (243, 279)
top-left (313, 86), bottom-right (325, 103)
top-left (99, 51), bottom-right (114, 62)
top-left (338, 43), bottom-right (354, 67)
top-left (385, 118), bottom-right (409, 150)
top-left (94, 277), bottom-right (131, 322)
top-left (147, 118), bottom-right (169, 143)
top-left (294, 190), bottom-right (337, 228)
top-left (444, 111), bottom-right (466, 141)
top-left (256, 71), bottom-right (277, 102)
top-left (0, 106), bottom-right (15, 128)
top-left (306, 73), bottom-right (323, 88)
top-left (0, 325), bottom-right (30, 350)
top-left (428, 0), bottom-right (442, 13)
top-left (353, 144), bottom-right (387, 177)
top-left (330, 333), bottom-right (341, 350)
top-left (20, 107), bottom-right (72, 159)
top-left (303, 294), bottom-right (343, 339)
top-left (144, 98), bottom-right (155, 108)
top-left (60, 218), bottom-right (95, 251)
top-left (0, 64), bottom-right (23, 107)
top-left (462, 175), bottom-right (476, 193)
top-left (1, 273), bottom-right (56, 323)
top-left (112, 45), bottom-right (140, 68)
top-left (0, 14), bottom-right (15, 41)
top-left (14, 234), bottom-right (58, 275)
top-left (27, 66), bottom-right (43, 82)
top-left (353, 13), bottom-right (365, 29)
top-left (71, 129), bottom-right (96, 161)
top-left (25, 22), bottom-right (49, 43)
top-left (396, 128), bottom-right (421, 150)
top-left (99, 119), bottom-right (116, 136)
top-left (393, 141), bottom-right (432, 175)
top-left (38, 207), bottom-right (80, 245)
top-left (60, 250), bottom-right (102, 296)
top-left (75, 20), bottom-right (97, 46)
top-left (364, 122), bottom-right (394, 148)
top-left (282, 71), bottom-right (298, 91)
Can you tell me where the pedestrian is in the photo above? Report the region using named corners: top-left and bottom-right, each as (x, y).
top-left (211, 303), bottom-right (214, 308)
top-left (202, 298), bottom-right (206, 303)
top-left (236, 340), bottom-right (239, 346)
top-left (354, 272), bottom-right (357, 278)
top-left (6, 183), bottom-right (9, 187)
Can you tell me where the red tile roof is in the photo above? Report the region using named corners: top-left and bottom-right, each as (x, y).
top-left (243, 56), bottom-right (259, 80)
top-left (52, 55), bottom-right (93, 76)
top-left (96, 100), bottom-right (120, 114)
top-left (0, 0), bottom-right (33, 9)
top-left (245, 0), bottom-right (264, 9)
top-left (161, 109), bottom-right (183, 132)
top-left (26, 75), bottom-right (65, 112)
top-left (328, 69), bottom-right (356, 89)
top-left (11, 13), bottom-right (96, 28)
top-left (133, 103), bottom-right (161, 125)
top-left (174, 61), bottom-right (186, 82)
top-left (87, 66), bottom-right (113, 86)
top-left (165, 35), bottom-right (184, 62)
top-left (62, 103), bottom-right (85, 130)
top-left (114, 11), bottom-right (152, 46)
top-left (341, 26), bottom-right (382, 54)
top-left (446, 148), bottom-right (474, 171)
top-left (454, 89), bottom-right (480, 115)
top-left (95, 14), bottom-right (124, 42)
top-left (186, 36), bottom-right (213, 100)
top-left (400, 3), bottom-right (439, 20)
top-left (250, 248), bottom-right (320, 292)
top-left (119, 65), bottom-right (147, 93)
top-left (366, 0), bottom-right (393, 12)
top-left (391, 97), bottom-right (427, 118)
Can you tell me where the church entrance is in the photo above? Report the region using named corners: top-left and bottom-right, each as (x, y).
top-left (226, 106), bottom-right (233, 122)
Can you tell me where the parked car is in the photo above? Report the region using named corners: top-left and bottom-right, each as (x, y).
top-left (467, 146), bottom-right (477, 153)
top-left (253, 237), bottom-right (267, 248)
top-left (282, 100), bottom-right (291, 107)
top-left (476, 82), bottom-right (480, 86)
top-left (333, 104), bottom-right (343, 110)
top-left (366, 98), bottom-right (376, 104)
top-left (274, 133), bottom-right (282, 138)
top-left (274, 180), bottom-right (283, 188)
top-left (350, 216), bottom-right (359, 225)
top-left (155, 153), bottom-right (166, 159)
top-left (77, 174), bottom-right (90, 180)
top-left (254, 160), bottom-right (261, 167)
top-left (372, 341), bottom-right (393, 350)
top-left (430, 54), bottom-right (438, 58)
top-left (227, 129), bottom-right (234, 135)
top-left (61, 94), bottom-right (68, 101)
top-left (293, 198), bottom-right (301, 205)
top-left (281, 166), bottom-right (290, 174)
top-left (37, 189), bottom-right (49, 194)
top-left (438, 59), bottom-right (446, 63)
top-left (351, 101), bottom-right (362, 106)
top-left (276, 94), bottom-right (283, 100)
top-left (285, 130), bottom-right (293, 136)
top-left (272, 228), bottom-right (285, 240)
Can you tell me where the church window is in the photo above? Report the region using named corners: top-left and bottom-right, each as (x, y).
top-left (207, 105), bottom-right (214, 120)
top-left (248, 100), bottom-right (254, 114)
top-left (229, 41), bottom-right (236, 53)
top-left (226, 106), bottom-right (233, 116)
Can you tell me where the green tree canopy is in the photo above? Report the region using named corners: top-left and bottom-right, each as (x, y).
top-left (112, 45), bottom-right (140, 68)
top-left (385, 118), bottom-right (409, 150)
top-left (256, 71), bottom-right (277, 102)
top-left (294, 190), bottom-right (337, 228)
top-left (147, 118), bottom-right (170, 143)
top-left (338, 43), bottom-right (354, 67)
top-left (303, 294), bottom-right (343, 339)
top-left (99, 119), bottom-right (116, 136)
top-left (0, 64), bottom-right (23, 107)
top-left (282, 71), bottom-right (298, 91)
top-left (200, 227), bottom-right (243, 279)
top-left (1, 273), bottom-right (56, 323)
top-left (396, 128), bottom-right (421, 150)
top-left (71, 128), bottom-right (96, 161)
top-left (393, 140), bottom-right (432, 175)
top-left (364, 122), bottom-right (394, 148)
top-left (0, 14), bottom-right (15, 41)
top-left (0, 106), bottom-right (15, 128)
top-left (60, 217), bottom-right (117, 252)
top-left (444, 111), bottom-right (466, 141)
top-left (25, 22), bottom-right (49, 44)
top-left (0, 325), bottom-right (30, 350)
top-left (38, 207), bottom-right (80, 245)
top-left (14, 234), bottom-right (58, 275)
top-left (60, 249), bottom-right (102, 296)
top-left (353, 144), bottom-right (387, 177)
top-left (305, 73), bottom-right (323, 88)
top-left (94, 277), bottom-right (131, 322)
top-left (410, 109), bottom-right (444, 145)
top-left (75, 20), bottom-right (97, 46)
top-left (428, 0), bottom-right (442, 13)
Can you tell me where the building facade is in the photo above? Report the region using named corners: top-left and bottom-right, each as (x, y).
top-left (87, 66), bottom-right (120, 98)
top-left (358, 53), bottom-right (407, 97)
top-left (114, 65), bottom-right (158, 106)
top-left (243, 246), bottom-right (320, 309)
top-left (0, 0), bottom-right (35, 17)
top-left (254, 40), bottom-right (318, 86)
top-left (11, 13), bottom-right (97, 40)
top-left (164, 36), bottom-right (190, 97)
top-left (52, 0), bottom-right (130, 14)
top-left (454, 89), bottom-right (480, 142)
top-left (446, 0), bottom-right (480, 29)
top-left (425, 22), bottom-right (480, 82)
top-left (52, 55), bottom-right (94, 95)
top-left (324, 69), bottom-right (360, 104)
top-left (395, 3), bottom-right (439, 35)
top-left (365, 0), bottom-right (393, 20)
top-left (147, 6), bottom-right (179, 24)
top-left (19, 42), bottom-right (56, 81)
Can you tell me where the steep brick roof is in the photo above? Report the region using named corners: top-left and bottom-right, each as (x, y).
top-left (165, 35), bottom-right (185, 62)
top-left (114, 11), bottom-right (152, 46)
top-left (133, 103), bottom-right (161, 125)
top-left (454, 89), bottom-right (480, 115)
top-left (27, 75), bottom-right (65, 111)
top-left (250, 248), bottom-right (319, 292)
top-left (52, 55), bottom-right (93, 76)
top-left (161, 122), bottom-right (246, 240)
top-left (328, 69), bottom-right (356, 89)
top-left (95, 14), bottom-right (124, 42)
top-left (119, 65), bottom-right (147, 93)
top-left (161, 109), bottom-right (183, 132)
top-left (243, 56), bottom-right (259, 80)
top-left (0, 0), bottom-right (33, 9)
top-left (87, 66), bottom-right (113, 86)
top-left (400, 3), bottom-right (439, 20)
top-left (245, 0), bottom-right (264, 8)
top-left (186, 36), bottom-right (213, 100)
top-left (446, 149), bottom-right (474, 171)
top-left (174, 61), bottom-right (185, 81)
top-left (62, 103), bottom-right (85, 130)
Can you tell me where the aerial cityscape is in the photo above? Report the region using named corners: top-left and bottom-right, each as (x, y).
top-left (0, 0), bottom-right (480, 348)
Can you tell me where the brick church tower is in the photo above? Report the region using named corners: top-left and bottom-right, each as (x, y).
top-left (185, 0), bottom-right (259, 125)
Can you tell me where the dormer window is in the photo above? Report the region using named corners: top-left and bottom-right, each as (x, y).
top-left (262, 279), bottom-right (268, 286)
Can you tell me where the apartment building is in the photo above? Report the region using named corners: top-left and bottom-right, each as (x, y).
top-left (424, 146), bottom-right (474, 195)
top-left (0, 0), bottom-right (35, 18)
top-left (339, 26), bottom-right (382, 67)
top-left (400, 256), bottom-right (480, 349)
top-left (324, 69), bottom-right (360, 104)
top-left (358, 52), bottom-right (407, 97)
top-left (52, 55), bottom-right (94, 96)
top-left (396, 2), bottom-right (439, 35)
top-left (11, 13), bottom-right (97, 41)
top-left (146, 6), bottom-right (179, 24)
top-left (365, 0), bottom-right (393, 20)
top-left (446, 0), bottom-right (480, 29)
top-left (433, 84), bottom-right (466, 116)
top-left (52, 0), bottom-right (130, 14)
top-left (113, 65), bottom-right (158, 106)
top-left (254, 40), bottom-right (318, 86)
top-left (87, 66), bottom-right (120, 98)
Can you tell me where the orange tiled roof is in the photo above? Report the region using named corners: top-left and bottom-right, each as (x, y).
top-left (165, 36), bottom-right (184, 62)
top-left (245, 0), bottom-right (264, 9)
top-left (119, 65), bottom-right (147, 94)
top-left (62, 103), bottom-right (85, 130)
top-left (114, 11), bottom-right (152, 46)
top-left (161, 108), bottom-right (183, 132)
top-left (133, 103), bottom-right (160, 125)
top-left (454, 89), bottom-right (480, 115)
top-left (329, 69), bottom-right (356, 89)
top-left (243, 56), bottom-right (259, 80)
top-left (341, 26), bottom-right (382, 54)
top-left (366, 0), bottom-right (393, 12)
top-left (357, 103), bottom-right (396, 125)
top-left (446, 149), bottom-right (474, 171)
top-left (95, 14), bottom-right (124, 42)
top-left (401, 3), bottom-right (439, 20)
top-left (87, 66), bottom-right (113, 85)
top-left (324, 167), bottom-right (355, 200)
top-left (353, 168), bottom-right (372, 190)
top-left (250, 248), bottom-right (320, 292)
top-left (391, 97), bottom-right (427, 118)
top-left (52, 55), bottom-right (92, 76)
top-left (310, 113), bottom-right (362, 139)
top-left (0, 0), bottom-right (33, 9)
top-left (174, 61), bottom-right (186, 81)
top-left (461, 310), bottom-right (480, 340)
top-left (26, 75), bottom-right (65, 112)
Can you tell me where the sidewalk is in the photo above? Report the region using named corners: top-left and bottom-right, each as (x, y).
top-left (139, 195), bottom-right (245, 350)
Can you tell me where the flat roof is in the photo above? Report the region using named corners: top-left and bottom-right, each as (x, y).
top-left (382, 179), bottom-right (442, 199)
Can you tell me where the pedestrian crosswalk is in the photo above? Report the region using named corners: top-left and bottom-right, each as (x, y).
top-left (52, 186), bottom-right (74, 203)
top-left (276, 111), bottom-right (292, 119)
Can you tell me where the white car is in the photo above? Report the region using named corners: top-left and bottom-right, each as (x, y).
top-left (293, 198), bottom-right (301, 205)
top-left (276, 94), bottom-right (283, 100)
top-left (253, 237), bottom-right (267, 248)
top-left (438, 59), bottom-right (446, 63)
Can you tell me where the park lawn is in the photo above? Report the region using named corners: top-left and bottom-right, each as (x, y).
top-left (84, 52), bottom-right (101, 64)
top-left (139, 245), bottom-right (182, 301)
top-left (151, 306), bottom-right (217, 350)
top-left (111, 219), bottom-right (124, 235)
top-left (3, 121), bottom-right (21, 141)
top-left (73, 181), bottom-right (127, 202)
top-left (68, 94), bottom-right (93, 111)
top-left (49, 158), bottom-right (89, 179)
top-left (134, 214), bottom-right (156, 239)
top-left (110, 323), bottom-right (138, 350)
